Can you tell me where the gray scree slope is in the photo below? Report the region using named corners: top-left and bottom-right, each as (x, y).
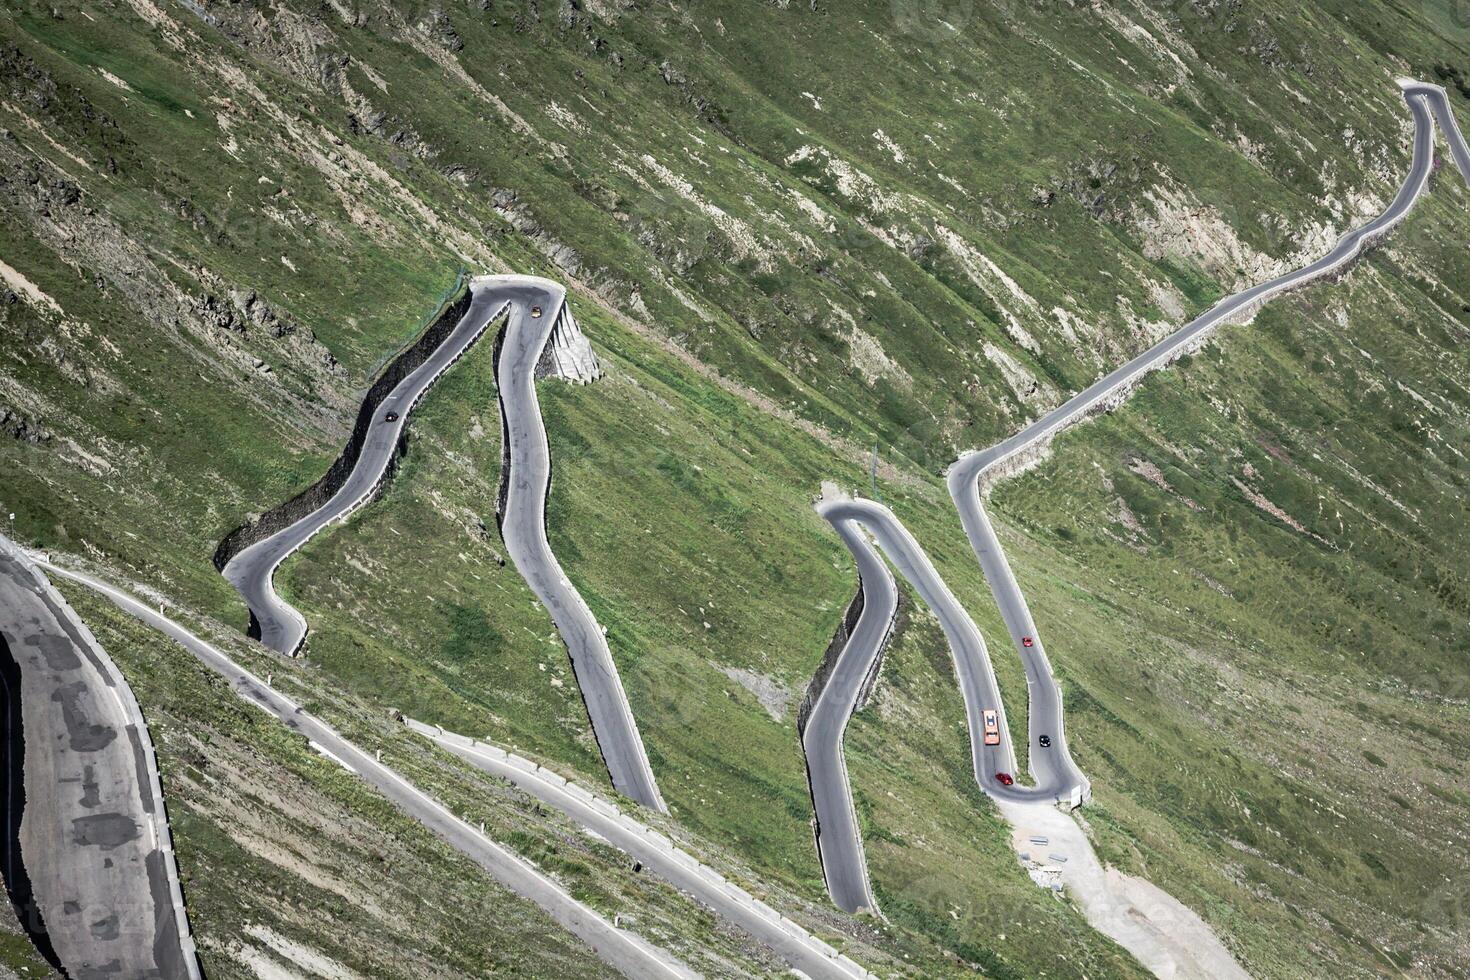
top-left (804, 80), bottom-right (1470, 911)
top-left (223, 274), bottom-right (664, 812)
top-left (0, 537), bottom-right (198, 980)
top-left (32, 554), bottom-right (697, 980)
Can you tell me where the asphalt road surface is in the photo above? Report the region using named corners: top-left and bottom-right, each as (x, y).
top-left (806, 81), bottom-right (1470, 905)
top-left (222, 282), bottom-right (512, 655)
top-left (33, 555), bottom-right (696, 980)
top-left (800, 518), bottom-right (894, 914)
top-left (222, 274), bottom-right (664, 813)
top-left (493, 278), bottom-right (666, 812)
top-left (0, 539), bottom-right (198, 980)
top-left (815, 498), bottom-right (1074, 805)
top-left (410, 720), bottom-right (876, 979)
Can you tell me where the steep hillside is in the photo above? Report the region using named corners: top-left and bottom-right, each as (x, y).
top-left (984, 184), bottom-right (1470, 977)
top-left (1, 1), bottom-right (1468, 976)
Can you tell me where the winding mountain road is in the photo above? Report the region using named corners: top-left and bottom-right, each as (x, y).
top-left (816, 496), bottom-right (1083, 806)
top-left (805, 79), bottom-right (1470, 912)
top-left (222, 274), bottom-right (664, 812)
top-left (800, 520), bottom-right (894, 915)
top-left (222, 282), bottom-right (511, 655)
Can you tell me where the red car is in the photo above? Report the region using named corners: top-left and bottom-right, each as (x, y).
top-left (1022, 636), bottom-right (1034, 648)
top-left (995, 772), bottom-right (1014, 786)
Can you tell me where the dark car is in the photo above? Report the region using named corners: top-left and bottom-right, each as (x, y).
top-left (995, 772), bottom-right (1015, 787)
top-left (530, 305), bottom-right (543, 318)
top-left (1038, 735), bottom-right (1052, 748)
top-left (384, 411), bottom-right (399, 423)
top-left (1022, 635), bottom-right (1034, 648)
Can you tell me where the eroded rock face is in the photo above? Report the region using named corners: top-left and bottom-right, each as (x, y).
top-left (0, 143), bottom-right (350, 426)
top-left (0, 406), bottom-right (51, 444)
top-left (417, 9), bottom-right (464, 52)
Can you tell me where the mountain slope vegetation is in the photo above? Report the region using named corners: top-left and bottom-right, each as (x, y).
top-left (2, 1), bottom-right (1468, 976)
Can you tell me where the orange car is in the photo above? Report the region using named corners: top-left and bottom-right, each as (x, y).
top-left (983, 709), bottom-right (1001, 746)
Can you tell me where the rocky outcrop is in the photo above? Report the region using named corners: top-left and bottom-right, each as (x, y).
top-left (491, 188), bottom-right (590, 280)
top-left (0, 406), bottom-right (51, 445)
top-left (192, 283), bottom-right (344, 380)
top-left (415, 9), bottom-right (463, 52)
top-left (0, 146), bottom-right (348, 435)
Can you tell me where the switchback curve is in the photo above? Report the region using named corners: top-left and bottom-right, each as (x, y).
top-left (221, 274), bottom-right (664, 811)
top-left (803, 79), bottom-right (1470, 914)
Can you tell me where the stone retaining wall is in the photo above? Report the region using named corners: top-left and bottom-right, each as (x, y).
top-left (212, 289), bottom-right (473, 571)
top-left (797, 583), bottom-right (866, 738)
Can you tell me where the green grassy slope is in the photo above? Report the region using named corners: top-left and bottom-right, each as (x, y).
top-left (986, 183), bottom-right (1470, 977)
top-left (2, 0), bottom-right (1469, 976)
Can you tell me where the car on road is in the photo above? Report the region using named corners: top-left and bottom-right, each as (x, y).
top-left (530, 305), bottom-right (543, 318)
top-left (1038, 734), bottom-right (1051, 748)
top-left (995, 772), bottom-right (1014, 786)
top-left (383, 411), bottom-right (399, 423)
top-left (1022, 635), bottom-right (1034, 647)
top-left (983, 709), bottom-right (1001, 745)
